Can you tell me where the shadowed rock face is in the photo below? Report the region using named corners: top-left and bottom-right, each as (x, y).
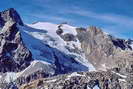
top-left (0, 8), bottom-right (23, 27)
top-left (76, 26), bottom-right (133, 72)
top-left (0, 8), bottom-right (32, 72)
top-left (0, 20), bottom-right (33, 72)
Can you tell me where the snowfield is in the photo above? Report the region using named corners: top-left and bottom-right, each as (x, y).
top-left (25, 22), bottom-right (95, 71)
top-left (0, 22), bottom-right (96, 83)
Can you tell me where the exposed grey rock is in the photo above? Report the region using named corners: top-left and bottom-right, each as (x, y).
top-left (19, 70), bottom-right (129, 89)
top-left (56, 24), bottom-right (63, 35)
top-left (76, 26), bottom-right (133, 72)
top-left (60, 33), bottom-right (76, 41)
top-left (56, 24), bottom-right (76, 41)
top-left (0, 8), bottom-right (23, 27)
top-left (0, 20), bottom-right (33, 72)
top-left (56, 28), bottom-right (63, 35)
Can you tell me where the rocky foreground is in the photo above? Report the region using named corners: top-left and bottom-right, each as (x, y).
top-left (19, 69), bottom-right (132, 89)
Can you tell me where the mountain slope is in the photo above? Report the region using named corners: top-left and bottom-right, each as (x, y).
top-left (0, 9), bottom-right (95, 89)
top-left (0, 20), bottom-right (33, 73)
top-left (18, 22), bottom-right (95, 74)
top-left (0, 8), bottom-right (97, 88)
top-left (2, 8), bottom-right (133, 89)
top-left (25, 22), bottom-right (95, 70)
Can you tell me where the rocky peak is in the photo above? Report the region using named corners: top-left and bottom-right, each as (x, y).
top-left (0, 20), bottom-right (33, 72)
top-left (0, 8), bottom-right (23, 27)
top-left (87, 26), bottom-right (103, 36)
top-left (76, 26), bottom-right (133, 71)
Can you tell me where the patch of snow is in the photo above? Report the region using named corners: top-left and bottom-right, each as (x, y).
top-left (67, 72), bottom-right (85, 78)
top-left (5, 72), bottom-right (17, 83)
top-left (112, 71), bottom-right (127, 78)
top-left (119, 79), bottom-right (126, 82)
top-left (66, 72), bottom-right (85, 80)
top-left (87, 86), bottom-right (91, 89)
top-left (93, 85), bottom-right (100, 89)
top-left (130, 43), bottom-right (133, 49)
top-left (87, 85), bottom-right (100, 89)
top-left (99, 63), bottom-right (107, 71)
top-left (45, 79), bottom-right (57, 83)
top-left (61, 24), bottom-right (77, 35)
top-left (17, 60), bottom-right (55, 77)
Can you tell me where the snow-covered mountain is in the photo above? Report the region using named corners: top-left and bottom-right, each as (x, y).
top-left (20, 22), bottom-right (95, 71)
top-left (0, 21), bottom-right (96, 85)
top-left (0, 8), bottom-right (96, 88)
top-left (1, 8), bottom-right (133, 89)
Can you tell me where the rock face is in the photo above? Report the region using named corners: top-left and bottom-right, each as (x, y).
top-left (0, 8), bottom-right (23, 27)
top-left (0, 8), bottom-right (32, 72)
top-left (76, 26), bottom-right (133, 72)
top-left (56, 24), bottom-right (76, 41)
top-left (0, 20), bottom-right (33, 72)
top-left (56, 24), bottom-right (63, 35)
top-left (60, 33), bottom-right (76, 41)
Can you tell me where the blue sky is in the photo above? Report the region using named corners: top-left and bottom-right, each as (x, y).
top-left (1, 0), bottom-right (133, 39)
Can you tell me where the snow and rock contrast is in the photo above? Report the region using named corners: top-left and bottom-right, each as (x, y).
top-left (0, 8), bottom-right (23, 27)
top-left (76, 26), bottom-right (133, 71)
top-left (1, 8), bottom-right (133, 89)
top-left (23, 22), bottom-right (95, 72)
top-left (0, 21), bottom-right (33, 72)
top-left (0, 8), bottom-right (95, 88)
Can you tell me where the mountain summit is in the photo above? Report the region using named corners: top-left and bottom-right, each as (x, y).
top-left (0, 8), bottom-right (23, 27)
top-left (0, 13), bottom-right (32, 72)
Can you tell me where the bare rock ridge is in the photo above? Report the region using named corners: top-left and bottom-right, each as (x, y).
top-left (0, 8), bottom-right (23, 27)
top-left (0, 9), bottom-right (33, 72)
top-left (76, 26), bottom-right (133, 72)
top-left (0, 21), bottom-right (33, 72)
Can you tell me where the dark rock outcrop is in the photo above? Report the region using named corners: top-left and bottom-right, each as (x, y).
top-left (0, 20), bottom-right (33, 72)
top-left (0, 8), bottom-right (32, 72)
top-left (56, 25), bottom-right (63, 35)
top-left (0, 8), bottom-right (23, 27)
top-left (56, 24), bottom-right (76, 41)
top-left (60, 33), bottom-right (76, 41)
